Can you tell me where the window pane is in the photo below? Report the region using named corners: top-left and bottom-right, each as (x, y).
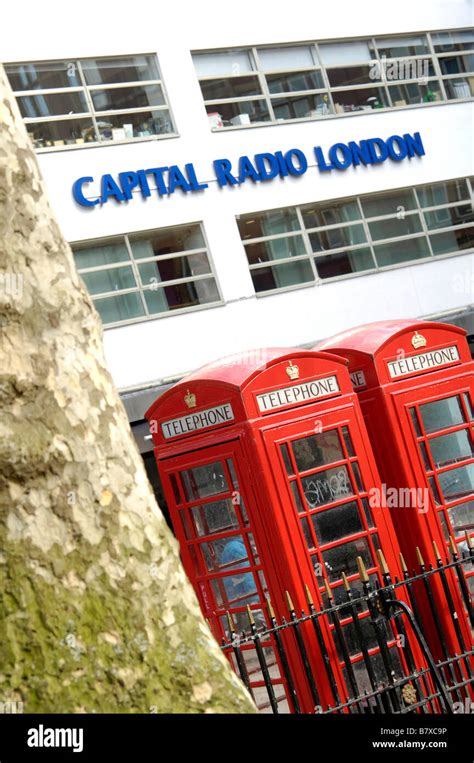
top-left (26, 118), bottom-right (96, 148)
top-left (5, 60), bottom-right (81, 90)
top-left (311, 501), bottom-right (364, 544)
top-left (131, 225), bottom-right (205, 257)
top-left (301, 465), bottom-right (353, 509)
top-left (138, 253), bottom-right (211, 285)
top-left (94, 292), bottom-right (145, 323)
top-left (73, 242), bottom-right (130, 268)
top-left (447, 500), bottom-right (474, 538)
top-left (280, 444), bottom-right (294, 475)
top-left (326, 65), bottom-right (374, 87)
top-left (251, 260), bottom-right (314, 292)
top-left (238, 208), bottom-right (300, 240)
top-left (388, 80), bottom-right (442, 105)
top-left (182, 462), bottom-right (229, 500)
top-left (193, 49), bottom-right (254, 77)
top-left (81, 55), bottom-right (160, 85)
top-left (245, 235), bottom-right (306, 264)
top-left (373, 237), bottom-right (430, 267)
top-left (410, 407), bottom-right (422, 437)
top-left (90, 84), bottom-right (165, 112)
top-left (190, 499), bottom-right (240, 537)
top-left (301, 516), bottom-right (315, 549)
top-left (290, 481), bottom-right (305, 513)
top-left (315, 248), bottom-right (375, 278)
top-left (438, 464), bottom-right (474, 501)
top-left (81, 266), bottom-right (136, 295)
top-left (17, 90), bottom-right (88, 119)
top-left (201, 534), bottom-right (249, 572)
top-left (96, 109), bottom-right (173, 140)
top-left (332, 86), bottom-right (388, 112)
top-left (200, 75), bottom-right (262, 100)
top-left (144, 279), bottom-right (219, 313)
top-left (444, 77), bottom-right (474, 99)
top-left (206, 99), bottom-right (270, 125)
top-left (439, 54), bottom-right (474, 76)
top-left (417, 179), bottom-right (470, 207)
top-left (292, 430), bottom-right (344, 471)
top-left (429, 430), bottom-right (473, 468)
top-left (375, 35), bottom-right (429, 57)
top-left (368, 214), bottom-right (422, 241)
top-left (419, 397), bottom-right (465, 434)
top-left (302, 199), bottom-right (360, 227)
top-left (258, 45), bottom-right (318, 71)
top-left (319, 41), bottom-right (375, 65)
top-left (272, 93), bottom-right (332, 119)
top-left (432, 30), bottom-right (474, 53)
top-left (361, 189), bottom-right (416, 217)
top-left (424, 204), bottom-right (474, 230)
top-left (430, 227), bottom-right (474, 255)
top-left (322, 537), bottom-right (373, 582)
top-left (310, 223), bottom-right (367, 251)
top-left (266, 69), bottom-right (324, 93)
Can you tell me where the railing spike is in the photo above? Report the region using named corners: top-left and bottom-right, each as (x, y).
top-left (376, 548), bottom-right (389, 575)
top-left (246, 604), bottom-right (255, 626)
top-left (304, 583), bottom-right (314, 606)
top-left (399, 552), bottom-right (408, 574)
top-left (465, 530), bottom-right (473, 550)
top-left (356, 555), bottom-right (369, 582)
top-left (432, 539), bottom-right (442, 562)
top-left (342, 572), bottom-right (351, 591)
top-left (448, 534), bottom-right (458, 557)
top-left (416, 547), bottom-right (425, 567)
top-left (323, 578), bottom-right (334, 601)
top-left (285, 590), bottom-right (295, 612)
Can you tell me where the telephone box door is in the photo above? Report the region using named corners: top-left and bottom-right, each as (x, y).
top-left (158, 439), bottom-right (293, 712)
top-left (394, 382), bottom-right (474, 613)
top-left (262, 407), bottom-right (407, 700)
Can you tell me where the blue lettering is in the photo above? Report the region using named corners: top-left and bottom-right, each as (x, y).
top-left (328, 143), bottom-right (352, 169)
top-left (366, 138), bottom-right (388, 164)
top-left (314, 146), bottom-right (335, 172)
top-left (214, 158), bottom-right (238, 187)
top-left (348, 140), bottom-right (371, 166)
top-left (285, 149), bottom-right (307, 176)
top-left (185, 163), bottom-right (208, 191)
top-left (72, 176), bottom-right (99, 207)
top-left (403, 131), bottom-right (425, 158)
top-left (238, 155), bottom-right (260, 183)
top-left (386, 135), bottom-right (408, 161)
top-left (255, 153), bottom-right (279, 181)
top-left (118, 171), bottom-right (139, 201)
top-left (101, 174), bottom-right (126, 203)
top-left (136, 170), bottom-right (152, 198)
top-left (168, 165), bottom-right (192, 193)
top-left (145, 167), bottom-right (169, 195)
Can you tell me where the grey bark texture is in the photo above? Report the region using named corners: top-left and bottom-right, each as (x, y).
top-left (0, 65), bottom-right (256, 713)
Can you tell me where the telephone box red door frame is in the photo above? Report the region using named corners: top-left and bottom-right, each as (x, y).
top-left (315, 319), bottom-right (474, 661)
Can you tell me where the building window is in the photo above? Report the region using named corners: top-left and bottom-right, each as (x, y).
top-left (5, 54), bottom-right (176, 150)
top-left (236, 177), bottom-right (474, 294)
top-left (192, 29), bottom-right (474, 129)
top-left (72, 223), bottom-right (221, 326)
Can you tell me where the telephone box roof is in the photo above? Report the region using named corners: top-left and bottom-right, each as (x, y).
top-left (316, 319), bottom-right (466, 358)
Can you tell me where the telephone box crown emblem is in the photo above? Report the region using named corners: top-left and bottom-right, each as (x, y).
top-left (411, 331), bottom-right (427, 349)
top-left (286, 360), bottom-right (300, 380)
top-left (184, 389), bottom-right (196, 408)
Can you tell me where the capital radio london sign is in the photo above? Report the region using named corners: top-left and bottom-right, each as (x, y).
top-left (72, 130), bottom-right (425, 208)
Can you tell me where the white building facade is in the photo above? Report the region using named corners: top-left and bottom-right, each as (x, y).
top-left (2, 1), bottom-right (473, 453)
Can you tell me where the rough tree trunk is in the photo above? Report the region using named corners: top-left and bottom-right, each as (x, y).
top-left (0, 66), bottom-right (256, 713)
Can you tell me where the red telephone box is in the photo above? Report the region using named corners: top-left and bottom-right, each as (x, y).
top-left (315, 320), bottom-right (473, 660)
top-left (145, 348), bottom-right (419, 712)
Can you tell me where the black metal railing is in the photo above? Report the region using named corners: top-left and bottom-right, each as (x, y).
top-left (220, 534), bottom-right (474, 714)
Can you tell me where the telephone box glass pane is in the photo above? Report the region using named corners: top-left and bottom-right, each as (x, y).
top-left (428, 430), bottom-right (473, 468)
top-left (438, 463), bottom-right (474, 500)
top-left (280, 443), bottom-right (294, 475)
top-left (409, 407), bottom-right (422, 437)
top-left (182, 461), bottom-right (229, 500)
top-left (447, 500), bottom-right (474, 538)
top-left (200, 534), bottom-right (248, 572)
top-left (418, 396), bottom-right (465, 433)
top-left (361, 497), bottom-right (375, 528)
top-left (290, 480), bottom-right (305, 512)
top-left (322, 537), bottom-right (373, 582)
top-left (292, 430), bottom-right (344, 470)
top-left (301, 516), bottom-right (315, 549)
top-left (301, 464), bottom-right (353, 508)
top-left (211, 571), bottom-right (258, 607)
top-left (342, 426), bottom-right (355, 457)
top-left (428, 476), bottom-right (442, 504)
top-left (311, 500), bottom-right (363, 544)
top-left (463, 393), bottom-right (474, 420)
top-left (190, 499), bottom-right (240, 537)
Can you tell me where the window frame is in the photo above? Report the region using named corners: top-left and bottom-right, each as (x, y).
top-left (5, 53), bottom-right (178, 152)
top-left (71, 222), bottom-right (224, 328)
top-left (236, 176), bottom-right (474, 297)
top-left (192, 28), bottom-right (474, 131)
